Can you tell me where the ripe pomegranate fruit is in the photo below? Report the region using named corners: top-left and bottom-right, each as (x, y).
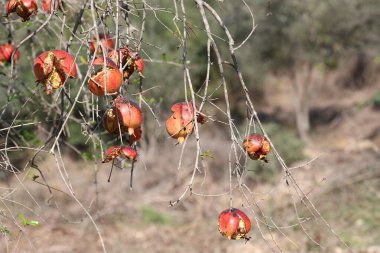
top-left (33, 50), bottom-right (77, 95)
top-left (218, 208), bottom-right (251, 240)
top-left (114, 96), bottom-right (142, 136)
top-left (165, 102), bottom-right (206, 143)
top-left (0, 43), bottom-right (20, 64)
top-left (243, 133), bottom-right (270, 162)
top-left (5, 0), bottom-right (37, 21)
top-left (128, 127), bottom-right (142, 144)
top-left (89, 34), bottom-right (114, 55)
top-left (87, 57), bottom-right (122, 96)
top-left (107, 46), bottom-right (144, 79)
top-left (41, 0), bottom-right (60, 14)
top-left (103, 107), bottom-right (122, 134)
top-left (102, 145), bottom-right (137, 163)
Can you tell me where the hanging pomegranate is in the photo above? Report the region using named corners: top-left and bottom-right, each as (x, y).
top-left (113, 96), bottom-right (142, 136)
top-left (89, 34), bottom-right (114, 55)
top-left (87, 57), bottom-right (122, 96)
top-left (165, 102), bottom-right (206, 143)
top-left (218, 208), bottom-right (251, 240)
top-left (41, 0), bottom-right (60, 14)
top-left (0, 43), bottom-right (20, 64)
top-left (33, 50), bottom-right (77, 95)
top-left (107, 46), bottom-right (144, 79)
top-left (103, 107), bottom-right (122, 134)
top-left (128, 127), bottom-right (142, 144)
top-left (102, 145), bottom-right (137, 163)
top-left (5, 0), bottom-right (37, 21)
top-left (243, 133), bottom-right (270, 162)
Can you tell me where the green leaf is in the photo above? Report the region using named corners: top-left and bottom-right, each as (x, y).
top-left (26, 220), bottom-right (39, 227)
top-left (0, 225), bottom-right (10, 236)
top-left (79, 56), bottom-right (87, 65)
top-left (200, 150), bottom-right (214, 159)
top-left (18, 214), bottom-right (27, 225)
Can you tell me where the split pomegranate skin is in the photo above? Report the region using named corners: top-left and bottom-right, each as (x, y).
top-left (218, 208), bottom-right (251, 240)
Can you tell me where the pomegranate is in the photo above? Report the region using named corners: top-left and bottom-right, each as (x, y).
top-left (165, 102), bottom-right (206, 143)
top-left (107, 46), bottom-right (144, 79)
top-left (89, 34), bottom-right (114, 55)
top-left (218, 208), bottom-right (251, 240)
top-left (87, 57), bottom-right (122, 96)
top-left (0, 43), bottom-right (20, 64)
top-left (33, 50), bottom-right (77, 95)
top-left (243, 133), bottom-right (270, 162)
top-left (103, 107), bottom-right (123, 134)
top-left (114, 96), bottom-right (142, 136)
top-left (5, 0), bottom-right (37, 21)
top-left (41, 0), bottom-right (60, 14)
top-left (124, 51), bottom-right (144, 78)
top-left (128, 127), bottom-right (142, 144)
top-left (102, 145), bottom-right (137, 163)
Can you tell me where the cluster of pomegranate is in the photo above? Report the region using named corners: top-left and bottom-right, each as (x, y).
top-left (102, 96), bottom-right (142, 163)
top-left (5, 0), bottom-right (60, 21)
top-left (165, 102), bottom-right (206, 143)
top-left (87, 35), bottom-right (144, 96)
top-left (243, 133), bottom-right (271, 162)
top-left (4, 17), bottom-right (264, 239)
top-left (218, 208), bottom-right (251, 240)
top-left (85, 35), bottom-right (144, 164)
top-left (102, 145), bottom-right (137, 163)
top-left (0, 43), bottom-right (20, 64)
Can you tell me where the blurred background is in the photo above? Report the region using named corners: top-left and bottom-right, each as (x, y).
top-left (0, 0), bottom-right (379, 252)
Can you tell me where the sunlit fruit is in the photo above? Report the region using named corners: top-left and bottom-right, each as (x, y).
top-left (107, 46), bottom-right (144, 79)
top-left (114, 96), bottom-right (142, 136)
top-left (128, 127), bottom-right (142, 144)
top-left (5, 0), bottom-right (37, 21)
top-left (243, 133), bottom-right (270, 162)
top-left (33, 50), bottom-right (77, 95)
top-left (218, 208), bottom-right (251, 240)
top-left (89, 34), bottom-right (114, 55)
top-left (0, 43), bottom-right (20, 64)
top-left (87, 57), bottom-right (122, 96)
top-left (102, 145), bottom-right (137, 163)
top-left (103, 107), bottom-right (122, 134)
top-left (41, 0), bottom-right (60, 14)
top-left (165, 102), bottom-right (206, 143)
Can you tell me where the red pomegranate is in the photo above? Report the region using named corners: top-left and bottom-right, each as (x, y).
top-left (107, 46), bottom-right (144, 79)
top-left (243, 133), bottom-right (270, 162)
top-left (41, 0), bottom-right (60, 14)
top-left (87, 57), bottom-right (122, 96)
top-left (5, 0), bottom-right (37, 21)
top-left (165, 102), bottom-right (206, 143)
top-left (218, 208), bottom-right (251, 240)
top-left (0, 43), bottom-right (20, 64)
top-left (114, 97), bottom-right (142, 136)
top-left (89, 34), bottom-right (114, 55)
top-left (103, 107), bottom-right (123, 134)
top-left (33, 50), bottom-right (77, 95)
top-left (128, 127), bottom-right (142, 144)
top-left (102, 145), bottom-right (137, 163)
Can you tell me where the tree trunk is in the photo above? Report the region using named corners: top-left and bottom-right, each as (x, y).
top-left (291, 63), bottom-right (313, 143)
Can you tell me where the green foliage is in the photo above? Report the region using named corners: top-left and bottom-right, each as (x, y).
top-left (18, 214), bottom-right (39, 227)
top-left (0, 225), bottom-right (10, 236)
top-left (372, 90), bottom-right (380, 108)
top-left (200, 149), bottom-right (214, 159)
top-left (246, 123), bottom-right (304, 182)
top-left (139, 206), bottom-right (175, 226)
top-left (20, 129), bottom-right (42, 146)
